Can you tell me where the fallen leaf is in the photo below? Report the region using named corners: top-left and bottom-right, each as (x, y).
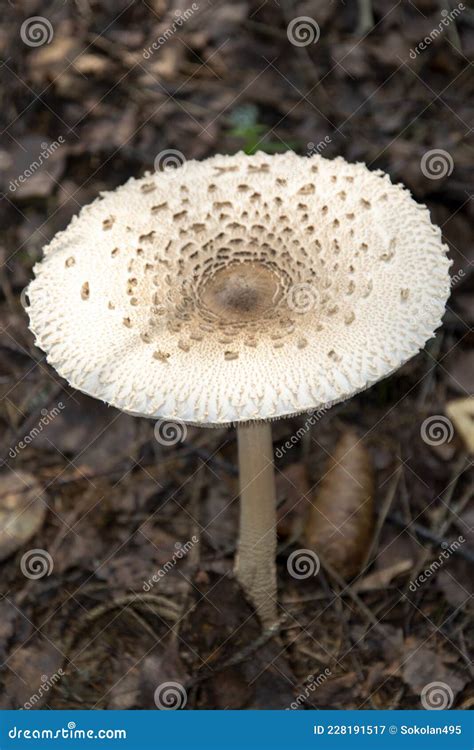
top-left (437, 564), bottom-right (472, 609)
top-left (3, 640), bottom-right (63, 709)
top-left (27, 24), bottom-right (79, 83)
top-left (209, 668), bottom-right (251, 709)
top-left (73, 53), bottom-right (111, 76)
top-left (306, 672), bottom-right (359, 707)
top-left (97, 550), bottom-right (157, 590)
top-left (353, 559), bottom-right (413, 593)
top-left (107, 658), bottom-right (141, 709)
top-left (0, 471), bottom-right (47, 562)
top-left (303, 430), bottom-right (374, 578)
top-left (77, 109), bottom-right (137, 155)
top-left (374, 527), bottom-right (416, 572)
top-left (402, 640), bottom-right (467, 702)
top-left (53, 526), bottom-right (106, 575)
top-left (139, 642), bottom-right (189, 710)
top-left (446, 397), bottom-right (474, 454)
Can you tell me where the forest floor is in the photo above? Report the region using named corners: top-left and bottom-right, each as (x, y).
top-left (0, 0), bottom-right (472, 709)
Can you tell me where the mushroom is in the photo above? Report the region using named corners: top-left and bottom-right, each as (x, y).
top-left (27, 152), bottom-right (451, 628)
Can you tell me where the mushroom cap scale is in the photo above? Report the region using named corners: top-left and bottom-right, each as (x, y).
top-left (27, 152), bottom-right (451, 426)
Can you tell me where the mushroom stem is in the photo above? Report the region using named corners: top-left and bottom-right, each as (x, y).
top-left (235, 421), bottom-right (278, 628)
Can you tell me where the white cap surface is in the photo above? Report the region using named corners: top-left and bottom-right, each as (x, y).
top-left (27, 152), bottom-right (451, 425)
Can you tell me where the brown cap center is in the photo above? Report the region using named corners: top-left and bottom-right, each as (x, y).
top-left (199, 262), bottom-right (282, 322)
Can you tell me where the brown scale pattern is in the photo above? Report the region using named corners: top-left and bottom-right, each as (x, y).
top-left (26, 152), bottom-right (451, 425)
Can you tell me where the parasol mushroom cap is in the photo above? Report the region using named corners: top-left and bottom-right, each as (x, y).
top-left (27, 152), bottom-right (451, 425)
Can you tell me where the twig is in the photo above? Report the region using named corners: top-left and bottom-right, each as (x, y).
top-left (213, 620), bottom-right (281, 670)
top-left (121, 606), bottom-right (161, 642)
top-left (319, 556), bottom-right (402, 648)
top-left (63, 593), bottom-right (181, 657)
top-left (360, 464), bottom-right (402, 572)
top-left (357, 0), bottom-right (374, 34)
top-left (387, 512), bottom-right (474, 563)
top-left (388, 457), bottom-right (474, 569)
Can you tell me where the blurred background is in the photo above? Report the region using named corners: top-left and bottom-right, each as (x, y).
top-left (0, 0), bottom-right (472, 710)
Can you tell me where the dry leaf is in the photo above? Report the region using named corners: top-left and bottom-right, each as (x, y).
top-left (139, 642), bottom-right (189, 710)
top-left (437, 563), bottom-right (473, 609)
top-left (304, 430), bottom-right (374, 578)
top-left (402, 640), bottom-right (467, 701)
top-left (353, 559), bottom-right (413, 593)
top-left (107, 658), bottom-right (141, 709)
top-left (74, 53), bottom-right (111, 76)
top-left (0, 472), bottom-right (47, 562)
top-left (446, 397), bottom-right (474, 454)
top-left (3, 640), bottom-right (63, 709)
